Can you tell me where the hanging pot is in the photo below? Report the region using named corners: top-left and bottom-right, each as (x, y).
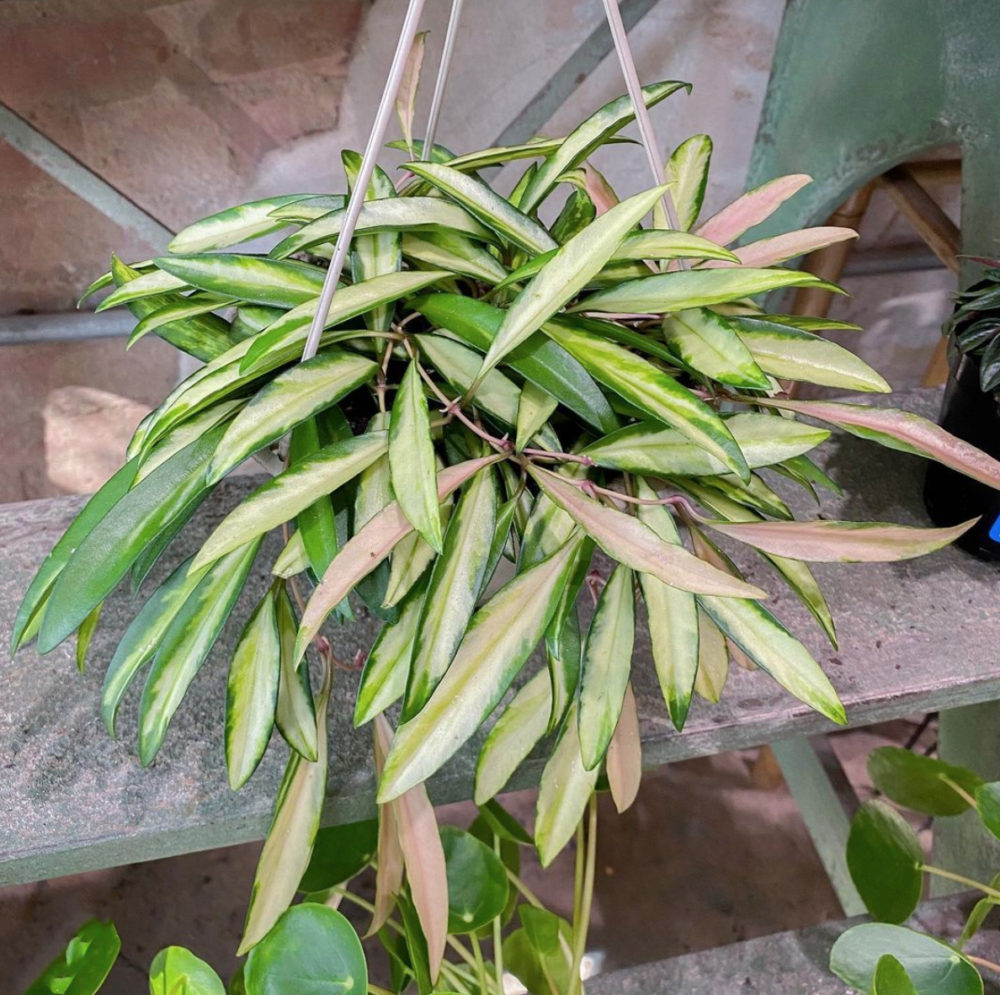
top-left (924, 338), bottom-right (1000, 561)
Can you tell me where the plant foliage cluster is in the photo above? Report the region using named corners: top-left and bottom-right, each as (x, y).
top-left (14, 72), bottom-right (1000, 993)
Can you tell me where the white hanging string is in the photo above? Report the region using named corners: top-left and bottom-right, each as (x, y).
top-left (600, 0), bottom-right (686, 251)
top-left (423, 0), bottom-right (466, 156)
top-left (300, 0), bottom-right (428, 363)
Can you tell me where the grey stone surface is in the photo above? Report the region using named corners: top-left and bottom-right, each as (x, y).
top-left (587, 895), bottom-right (1000, 994)
top-left (3, 389), bottom-right (1000, 886)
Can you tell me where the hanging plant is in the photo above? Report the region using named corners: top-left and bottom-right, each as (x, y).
top-left (12, 75), bottom-right (1000, 964)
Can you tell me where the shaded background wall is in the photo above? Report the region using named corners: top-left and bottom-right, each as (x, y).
top-left (0, 0), bottom-right (957, 502)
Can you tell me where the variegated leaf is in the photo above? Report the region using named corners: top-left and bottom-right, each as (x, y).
top-left (696, 174), bottom-right (812, 246)
top-left (606, 682), bottom-right (642, 813)
top-left (396, 32), bottom-right (427, 157)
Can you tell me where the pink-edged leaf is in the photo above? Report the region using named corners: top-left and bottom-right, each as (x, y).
top-left (528, 466), bottom-right (766, 599)
top-left (368, 715), bottom-right (404, 937)
top-left (296, 456), bottom-right (501, 659)
top-left (395, 31), bottom-right (428, 157)
top-left (696, 174), bottom-right (812, 246)
top-left (749, 397), bottom-right (1000, 491)
top-left (702, 227), bottom-right (857, 269)
top-left (377, 715), bottom-right (448, 983)
top-left (704, 517), bottom-right (976, 563)
top-left (606, 681), bottom-right (642, 813)
top-left (581, 163), bottom-right (619, 216)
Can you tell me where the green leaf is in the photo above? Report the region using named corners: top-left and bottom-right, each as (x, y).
top-left (245, 904), bottom-right (367, 995)
top-left (545, 597), bottom-right (584, 735)
top-left (79, 259), bottom-right (153, 305)
top-left (696, 174), bottom-right (811, 246)
top-left (232, 304), bottom-right (284, 342)
top-left (207, 348), bottom-right (378, 483)
top-left (241, 270), bottom-right (448, 374)
top-left (138, 538), bottom-right (260, 766)
top-left (406, 162), bottom-right (557, 254)
top-left (746, 398), bottom-right (1000, 492)
top-left (101, 556), bottom-right (208, 736)
top-left (958, 874), bottom-right (1000, 948)
top-left (297, 457), bottom-right (501, 659)
top-left (528, 466), bottom-right (764, 598)
top-left (503, 918), bottom-right (574, 995)
top-left (616, 228), bottom-right (736, 263)
top-left (239, 672), bottom-right (331, 956)
top-left (662, 307), bottom-right (770, 388)
top-left (12, 456), bottom-right (138, 656)
top-left (404, 467), bottom-right (498, 720)
top-left (378, 535), bottom-right (583, 802)
top-left (267, 194), bottom-right (347, 222)
top-left (154, 254), bottom-right (328, 308)
top-left (578, 564), bottom-right (635, 770)
top-left (728, 316), bottom-right (890, 393)
top-left (516, 381), bottom-right (558, 452)
top-left (474, 669), bottom-right (552, 805)
top-left (543, 316), bottom-right (751, 479)
top-left (606, 681), bottom-right (642, 813)
top-left (355, 574), bottom-right (428, 727)
top-left (24, 919), bottom-right (120, 995)
top-left (572, 266), bottom-right (840, 315)
top-left (194, 431), bottom-right (387, 569)
top-left (395, 32), bottom-right (427, 157)
top-left (518, 81), bottom-right (690, 212)
top-left (873, 954), bottom-right (922, 995)
top-left (479, 798), bottom-right (534, 846)
top-left (128, 293), bottom-right (235, 349)
top-left (412, 293), bottom-right (618, 434)
top-left (535, 703), bottom-right (600, 867)
top-left (300, 819), bottom-right (378, 893)
top-left (38, 425), bottom-right (224, 654)
top-left (664, 134), bottom-right (712, 230)
top-left (477, 184), bottom-right (669, 378)
top-left (149, 946), bottom-right (225, 995)
top-left (390, 360), bottom-right (444, 553)
top-left (135, 399), bottom-right (243, 484)
top-left (384, 499), bottom-right (450, 608)
top-left (975, 783), bottom-right (1000, 840)
top-left (694, 607), bottom-right (728, 702)
top-left (168, 194), bottom-right (320, 253)
top-left (703, 516), bottom-right (976, 562)
top-left (403, 231), bottom-right (508, 283)
top-left (275, 584), bottom-right (317, 761)
top-left (269, 198), bottom-right (495, 259)
top-left (847, 800), bottom-right (924, 924)
top-left (831, 923), bottom-right (982, 995)
top-left (867, 747), bottom-right (983, 817)
top-left (96, 267), bottom-right (189, 310)
top-left (550, 187), bottom-right (596, 245)
top-left (699, 582), bottom-right (847, 725)
top-left (440, 825), bottom-right (510, 933)
top-left (226, 585), bottom-right (281, 790)
top-left (634, 481), bottom-right (699, 731)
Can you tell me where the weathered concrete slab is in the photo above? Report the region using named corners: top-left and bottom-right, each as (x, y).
top-left (3, 389), bottom-right (1000, 886)
top-left (587, 894), bottom-right (1000, 994)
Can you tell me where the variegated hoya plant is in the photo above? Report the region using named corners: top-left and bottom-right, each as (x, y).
top-left (14, 72), bottom-right (1000, 985)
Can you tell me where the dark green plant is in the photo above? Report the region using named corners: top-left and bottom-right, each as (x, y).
top-left (946, 257), bottom-right (1000, 392)
top-left (833, 745), bottom-right (1000, 995)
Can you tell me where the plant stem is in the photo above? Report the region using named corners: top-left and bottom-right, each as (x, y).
top-left (920, 865), bottom-right (1000, 900)
top-left (471, 932), bottom-right (490, 995)
top-left (940, 774), bottom-right (980, 809)
top-left (570, 794), bottom-right (599, 995)
top-left (369, 986), bottom-right (396, 995)
top-left (505, 868), bottom-right (545, 909)
top-left (493, 835), bottom-right (506, 995)
top-left (572, 815), bottom-right (586, 934)
top-left (968, 955), bottom-right (1000, 975)
top-left (521, 448), bottom-right (595, 466)
top-left (440, 963), bottom-right (474, 995)
top-left (333, 888), bottom-right (405, 935)
top-left (414, 360), bottom-right (510, 455)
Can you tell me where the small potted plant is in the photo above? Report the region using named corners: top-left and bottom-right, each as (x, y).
top-left (925, 258), bottom-right (1000, 559)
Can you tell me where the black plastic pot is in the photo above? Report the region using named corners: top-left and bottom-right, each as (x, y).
top-left (924, 349), bottom-right (1000, 560)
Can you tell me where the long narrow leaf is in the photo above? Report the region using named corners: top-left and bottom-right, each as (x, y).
top-left (696, 174), bottom-right (812, 246)
top-left (606, 682), bottom-right (642, 813)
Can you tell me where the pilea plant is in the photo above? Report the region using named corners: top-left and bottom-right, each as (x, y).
top-left (12, 73), bottom-right (1000, 972)
top-left (833, 745), bottom-right (1000, 995)
top-left (25, 795), bottom-right (597, 995)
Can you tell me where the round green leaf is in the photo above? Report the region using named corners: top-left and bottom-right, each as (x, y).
top-left (299, 818), bottom-right (378, 892)
top-left (874, 954), bottom-right (920, 995)
top-left (440, 825), bottom-right (510, 933)
top-left (245, 904), bottom-right (367, 995)
top-left (830, 923), bottom-right (982, 995)
top-left (149, 946), bottom-right (225, 995)
top-left (847, 801), bottom-right (924, 923)
top-left (24, 920), bottom-right (120, 995)
top-left (975, 782), bottom-right (1000, 840)
top-left (868, 747), bottom-right (983, 816)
